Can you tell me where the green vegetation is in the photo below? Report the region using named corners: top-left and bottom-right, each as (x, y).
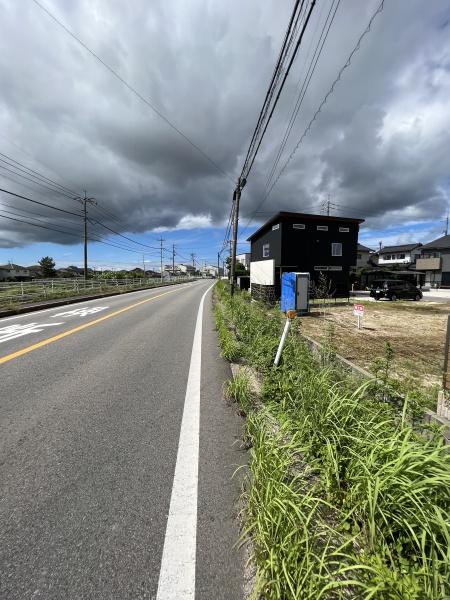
top-left (38, 256), bottom-right (56, 278)
top-left (0, 278), bottom-right (188, 313)
top-left (214, 281), bottom-right (450, 599)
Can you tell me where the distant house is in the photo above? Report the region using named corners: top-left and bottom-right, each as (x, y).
top-left (246, 211), bottom-right (364, 300)
top-left (377, 243), bottom-right (422, 266)
top-left (355, 243), bottom-right (374, 267)
top-left (0, 263), bottom-right (31, 281)
top-left (236, 252), bottom-right (250, 271)
top-left (178, 264), bottom-right (196, 276)
top-left (416, 235), bottom-right (450, 287)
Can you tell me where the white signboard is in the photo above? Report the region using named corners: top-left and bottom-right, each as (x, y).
top-left (250, 259), bottom-right (275, 285)
top-left (353, 304), bottom-right (364, 316)
top-left (353, 304), bottom-right (364, 330)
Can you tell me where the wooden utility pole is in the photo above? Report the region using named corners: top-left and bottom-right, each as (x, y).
top-left (159, 237), bottom-right (165, 282)
top-left (230, 177), bottom-right (246, 295)
top-left (78, 191), bottom-right (95, 281)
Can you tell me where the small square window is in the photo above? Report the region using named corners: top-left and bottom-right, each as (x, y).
top-left (317, 225), bottom-right (328, 231)
top-left (272, 224), bottom-right (280, 231)
top-left (399, 253), bottom-right (405, 259)
top-left (339, 227), bottom-right (350, 232)
top-left (293, 223), bottom-right (305, 229)
top-left (262, 243), bottom-right (270, 258)
top-left (332, 242), bottom-right (342, 257)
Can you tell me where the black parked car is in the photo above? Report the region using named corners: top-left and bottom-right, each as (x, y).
top-left (370, 279), bottom-right (422, 301)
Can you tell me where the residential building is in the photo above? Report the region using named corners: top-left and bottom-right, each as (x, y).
top-left (236, 252), bottom-right (250, 271)
top-left (377, 243), bottom-right (422, 266)
top-left (246, 211), bottom-right (364, 300)
top-left (0, 263), bottom-right (31, 281)
top-left (416, 235), bottom-right (450, 287)
top-left (178, 264), bottom-right (196, 276)
top-left (355, 243), bottom-right (374, 267)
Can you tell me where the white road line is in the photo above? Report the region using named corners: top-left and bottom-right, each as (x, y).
top-left (156, 283), bottom-right (214, 600)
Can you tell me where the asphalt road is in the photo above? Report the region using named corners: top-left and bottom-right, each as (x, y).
top-left (0, 280), bottom-right (246, 599)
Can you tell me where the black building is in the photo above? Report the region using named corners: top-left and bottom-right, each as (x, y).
top-left (247, 211), bottom-right (364, 299)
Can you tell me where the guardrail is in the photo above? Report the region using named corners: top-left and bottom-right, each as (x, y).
top-left (0, 277), bottom-right (202, 307)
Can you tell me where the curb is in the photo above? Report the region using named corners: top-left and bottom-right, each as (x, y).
top-left (0, 281), bottom-right (195, 320)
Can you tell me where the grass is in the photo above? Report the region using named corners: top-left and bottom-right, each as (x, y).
top-left (214, 281), bottom-right (450, 599)
top-left (0, 278), bottom-right (187, 312)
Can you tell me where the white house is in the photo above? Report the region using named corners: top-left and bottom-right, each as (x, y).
top-left (236, 252), bottom-right (250, 271)
top-left (0, 263), bottom-right (31, 281)
top-left (377, 243), bottom-right (422, 266)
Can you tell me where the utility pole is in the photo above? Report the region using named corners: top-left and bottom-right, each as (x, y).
top-left (191, 253), bottom-right (196, 276)
top-left (77, 191), bottom-right (95, 281)
top-left (217, 251), bottom-right (220, 279)
top-left (445, 211), bottom-right (449, 236)
top-left (172, 244), bottom-right (176, 276)
top-left (230, 177), bottom-right (246, 295)
top-left (159, 237), bottom-right (165, 282)
top-left (327, 193), bottom-right (331, 216)
top-left (142, 254), bottom-right (146, 279)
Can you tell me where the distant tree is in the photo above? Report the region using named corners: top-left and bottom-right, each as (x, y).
top-left (225, 256), bottom-right (248, 275)
top-left (38, 256), bottom-right (56, 278)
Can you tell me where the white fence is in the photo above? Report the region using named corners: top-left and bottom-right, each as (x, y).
top-left (0, 276), bottom-right (200, 306)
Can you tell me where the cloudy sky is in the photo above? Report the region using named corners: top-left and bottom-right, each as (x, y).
top-left (0, 0), bottom-right (449, 269)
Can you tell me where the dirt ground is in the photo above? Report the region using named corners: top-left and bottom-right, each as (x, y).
top-left (300, 299), bottom-right (448, 392)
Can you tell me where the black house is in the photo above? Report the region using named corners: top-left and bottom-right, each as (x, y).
top-left (246, 211), bottom-right (364, 299)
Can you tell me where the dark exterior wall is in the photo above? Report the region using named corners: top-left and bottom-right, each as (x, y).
top-left (249, 214), bottom-right (360, 296)
top-left (249, 225), bottom-right (282, 265)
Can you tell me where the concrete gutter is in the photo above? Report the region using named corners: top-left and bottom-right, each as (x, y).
top-left (0, 280), bottom-right (195, 320)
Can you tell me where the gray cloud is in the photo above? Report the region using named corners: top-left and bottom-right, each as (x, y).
top-left (0, 0), bottom-right (449, 248)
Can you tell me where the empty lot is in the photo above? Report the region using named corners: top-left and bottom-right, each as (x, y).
top-left (301, 299), bottom-right (448, 393)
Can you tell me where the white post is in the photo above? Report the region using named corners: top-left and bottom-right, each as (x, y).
top-left (274, 317), bottom-right (291, 367)
top-left (357, 314), bottom-right (361, 330)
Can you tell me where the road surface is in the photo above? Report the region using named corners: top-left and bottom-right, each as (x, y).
top-left (0, 280), bottom-right (246, 599)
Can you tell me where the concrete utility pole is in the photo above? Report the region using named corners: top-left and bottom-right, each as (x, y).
top-left (191, 253), bottom-right (196, 272)
top-left (445, 212), bottom-right (449, 236)
top-left (142, 255), bottom-right (146, 279)
top-left (172, 244), bottom-right (176, 276)
top-left (217, 252), bottom-right (220, 279)
top-left (159, 237), bottom-right (165, 282)
top-left (230, 177), bottom-right (246, 296)
top-left (78, 191), bottom-right (96, 281)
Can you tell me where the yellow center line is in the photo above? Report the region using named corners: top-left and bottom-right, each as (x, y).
top-left (0, 286), bottom-right (184, 365)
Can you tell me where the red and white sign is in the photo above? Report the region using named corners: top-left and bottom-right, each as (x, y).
top-left (353, 304), bottom-right (365, 317)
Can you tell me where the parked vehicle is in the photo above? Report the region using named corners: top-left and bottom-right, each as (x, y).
top-left (369, 279), bottom-right (422, 301)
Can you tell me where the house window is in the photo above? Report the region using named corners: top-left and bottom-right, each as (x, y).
top-left (293, 224), bottom-right (305, 229)
top-left (399, 253), bottom-right (405, 259)
top-left (331, 242), bottom-right (342, 256)
top-left (272, 224), bottom-right (280, 231)
top-left (262, 243), bottom-right (270, 258)
top-left (384, 254), bottom-right (391, 260)
top-left (317, 225), bottom-right (328, 231)
top-left (339, 227), bottom-right (350, 232)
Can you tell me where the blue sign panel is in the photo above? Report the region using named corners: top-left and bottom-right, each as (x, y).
top-left (281, 272), bottom-right (296, 313)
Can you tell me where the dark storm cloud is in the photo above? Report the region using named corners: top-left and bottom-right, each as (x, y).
top-left (0, 0), bottom-right (449, 248)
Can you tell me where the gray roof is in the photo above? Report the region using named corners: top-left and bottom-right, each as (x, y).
top-left (357, 243), bottom-right (373, 252)
top-left (379, 243), bottom-right (422, 254)
top-left (421, 234), bottom-right (450, 250)
top-left (247, 211), bottom-right (364, 241)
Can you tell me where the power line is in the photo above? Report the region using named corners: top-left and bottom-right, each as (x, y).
top-left (0, 162), bottom-right (76, 199)
top-left (87, 216), bottom-right (162, 251)
top-left (0, 151), bottom-right (79, 197)
top-left (0, 211), bottom-right (159, 255)
top-left (264, 0), bottom-right (342, 192)
top-left (0, 187), bottom-right (82, 217)
top-left (32, 0), bottom-right (234, 184)
top-left (241, 0), bottom-right (385, 235)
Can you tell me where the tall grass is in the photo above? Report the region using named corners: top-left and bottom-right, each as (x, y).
top-left (214, 281), bottom-right (450, 599)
